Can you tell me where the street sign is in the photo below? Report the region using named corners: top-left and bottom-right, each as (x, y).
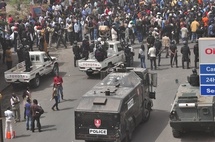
top-left (199, 38), bottom-right (215, 95)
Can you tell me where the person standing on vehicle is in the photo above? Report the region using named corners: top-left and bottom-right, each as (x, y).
top-left (148, 45), bottom-right (157, 70)
top-left (138, 44), bottom-right (146, 68)
top-left (30, 99), bottom-right (42, 132)
top-left (82, 36), bottom-right (90, 60)
top-left (24, 98), bottom-right (31, 130)
top-left (169, 41), bottom-right (178, 68)
top-left (154, 37), bottom-right (162, 66)
top-left (181, 41), bottom-right (191, 69)
top-left (193, 41), bottom-right (199, 68)
top-left (51, 84), bottom-right (59, 111)
top-left (72, 41), bottom-right (81, 67)
top-left (162, 34), bottom-right (170, 58)
top-left (5, 46), bottom-right (12, 70)
top-left (10, 93), bottom-right (20, 122)
top-left (124, 45), bottom-right (132, 67)
top-left (53, 74), bottom-right (64, 102)
top-left (4, 107), bottom-right (15, 139)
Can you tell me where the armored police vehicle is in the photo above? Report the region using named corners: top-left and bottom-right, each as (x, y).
top-left (169, 70), bottom-right (215, 138)
top-left (75, 67), bottom-right (157, 142)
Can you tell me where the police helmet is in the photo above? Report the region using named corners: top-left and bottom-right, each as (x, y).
top-left (183, 41), bottom-right (187, 45)
top-left (74, 41), bottom-right (77, 44)
top-left (170, 40), bottom-right (175, 44)
top-left (192, 68), bottom-right (197, 74)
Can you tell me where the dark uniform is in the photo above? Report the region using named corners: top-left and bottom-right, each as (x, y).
top-left (82, 36), bottom-right (90, 60)
top-left (124, 45), bottom-right (132, 67)
top-left (181, 42), bottom-right (191, 69)
top-left (169, 41), bottom-right (178, 68)
top-left (72, 41), bottom-right (81, 67)
top-left (55, 24), bottom-right (67, 49)
top-left (24, 50), bottom-right (32, 72)
top-left (154, 38), bottom-right (162, 66)
top-left (193, 42), bottom-right (199, 68)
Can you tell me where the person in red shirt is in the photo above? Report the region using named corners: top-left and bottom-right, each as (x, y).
top-left (53, 74), bottom-right (64, 102)
top-left (7, 15), bottom-right (13, 24)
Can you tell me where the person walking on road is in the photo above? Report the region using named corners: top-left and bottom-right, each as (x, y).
top-left (10, 93), bottom-right (20, 122)
top-left (53, 74), bottom-right (64, 102)
top-left (154, 37), bottom-right (162, 66)
top-left (169, 41), bottom-right (178, 68)
top-left (22, 86), bottom-right (31, 119)
top-left (148, 45), bottom-right (157, 70)
top-left (31, 99), bottom-right (42, 132)
top-left (138, 44), bottom-right (146, 68)
top-left (162, 34), bottom-right (170, 58)
top-left (4, 107), bottom-right (15, 139)
top-left (24, 98), bottom-right (31, 130)
top-left (181, 41), bottom-right (191, 69)
top-left (52, 84), bottom-right (59, 111)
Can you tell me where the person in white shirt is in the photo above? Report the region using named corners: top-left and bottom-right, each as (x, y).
top-left (4, 107), bottom-right (15, 139)
top-left (10, 93), bottom-right (20, 122)
top-left (139, 44), bottom-right (146, 68)
top-left (148, 46), bottom-right (157, 70)
top-left (180, 25), bottom-right (188, 43)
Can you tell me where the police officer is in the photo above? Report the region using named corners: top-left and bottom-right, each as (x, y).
top-left (154, 36), bottom-right (162, 66)
top-left (89, 41), bottom-right (95, 53)
top-left (24, 48), bottom-right (32, 72)
top-left (169, 40), bottom-right (178, 68)
top-left (193, 41), bottom-right (199, 68)
top-left (81, 36), bottom-right (90, 60)
top-left (181, 41), bottom-right (191, 69)
top-left (55, 22), bottom-right (67, 49)
top-left (124, 45), bottom-right (132, 67)
top-left (146, 32), bottom-right (155, 59)
top-left (188, 68), bottom-right (199, 86)
top-left (72, 41), bottom-right (81, 67)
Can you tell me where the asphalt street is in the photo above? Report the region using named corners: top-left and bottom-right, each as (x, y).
top-left (1, 41), bottom-right (215, 142)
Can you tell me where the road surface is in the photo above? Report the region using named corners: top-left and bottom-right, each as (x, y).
top-left (2, 42), bottom-right (215, 142)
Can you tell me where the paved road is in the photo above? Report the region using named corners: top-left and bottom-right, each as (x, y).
top-left (1, 41), bottom-right (215, 142)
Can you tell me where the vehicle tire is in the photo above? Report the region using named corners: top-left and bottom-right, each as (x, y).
top-left (172, 129), bottom-right (182, 138)
top-left (52, 63), bottom-right (59, 76)
top-left (86, 71), bottom-right (93, 77)
top-left (31, 74), bottom-right (40, 88)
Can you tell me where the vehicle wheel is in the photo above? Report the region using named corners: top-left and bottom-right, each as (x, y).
top-left (172, 129), bottom-right (182, 138)
top-left (86, 72), bottom-right (93, 77)
top-left (52, 64), bottom-right (59, 76)
top-left (31, 74), bottom-right (40, 88)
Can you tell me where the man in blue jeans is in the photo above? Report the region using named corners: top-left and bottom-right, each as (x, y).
top-left (53, 74), bottom-right (63, 102)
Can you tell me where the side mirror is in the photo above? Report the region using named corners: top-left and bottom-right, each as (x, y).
top-left (149, 92), bottom-right (156, 99)
top-left (150, 73), bottom-right (157, 87)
